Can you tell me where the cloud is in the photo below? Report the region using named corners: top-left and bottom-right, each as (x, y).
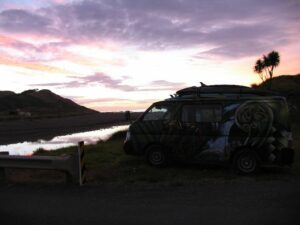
top-left (77, 73), bottom-right (135, 91)
top-left (71, 97), bottom-right (157, 105)
top-left (0, 0), bottom-right (299, 58)
top-left (0, 33), bottom-right (74, 63)
top-left (195, 38), bottom-right (288, 59)
top-left (142, 80), bottom-right (186, 91)
top-left (0, 0), bottom-right (300, 58)
top-left (30, 72), bottom-right (186, 92)
top-left (70, 96), bottom-right (159, 111)
top-left (0, 55), bottom-right (74, 75)
top-left (29, 73), bottom-right (129, 89)
top-left (0, 9), bottom-right (52, 33)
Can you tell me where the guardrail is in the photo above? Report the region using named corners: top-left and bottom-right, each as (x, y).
top-left (0, 141), bottom-right (86, 186)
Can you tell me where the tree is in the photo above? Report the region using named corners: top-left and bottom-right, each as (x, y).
top-left (267, 51), bottom-right (280, 80)
top-left (254, 59), bottom-right (266, 82)
top-left (253, 51), bottom-right (280, 88)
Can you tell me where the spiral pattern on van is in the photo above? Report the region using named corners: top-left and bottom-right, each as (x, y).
top-left (235, 101), bottom-right (274, 148)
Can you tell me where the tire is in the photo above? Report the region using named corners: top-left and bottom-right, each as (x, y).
top-left (233, 149), bottom-right (259, 175)
top-left (146, 145), bottom-right (167, 167)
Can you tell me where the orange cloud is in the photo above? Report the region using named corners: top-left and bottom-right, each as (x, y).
top-left (0, 35), bottom-right (10, 44)
top-left (0, 55), bottom-right (73, 75)
top-left (0, 34), bottom-right (18, 45)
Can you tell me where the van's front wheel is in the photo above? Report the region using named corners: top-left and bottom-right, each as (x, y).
top-left (146, 145), bottom-right (167, 167)
top-left (233, 149), bottom-right (259, 175)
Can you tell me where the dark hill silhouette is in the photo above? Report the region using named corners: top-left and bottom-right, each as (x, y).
top-left (254, 73), bottom-right (300, 95)
top-left (0, 91), bottom-right (15, 98)
top-left (253, 73), bottom-right (300, 120)
top-left (0, 89), bottom-right (97, 118)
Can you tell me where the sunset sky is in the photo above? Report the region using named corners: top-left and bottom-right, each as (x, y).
top-left (0, 0), bottom-right (299, 112)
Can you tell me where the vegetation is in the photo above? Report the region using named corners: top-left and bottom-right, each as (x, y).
top-left (252, 74), bottom-right (300, 121)
top-left (254, 51), bottom-right (280, 88)
top-left (33, 128), bottom-right (300, 185)
top-left (253, 74), bottom-right (300, 92)
top-left (34, 131), bottom-right (235, 184)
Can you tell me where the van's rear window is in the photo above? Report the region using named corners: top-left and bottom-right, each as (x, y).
top-left (143, 104), bottom-right (172, 121)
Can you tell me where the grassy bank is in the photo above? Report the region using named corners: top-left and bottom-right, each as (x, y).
top-left (31, 125), bottom-right (300, 185)
top-left (34, 131), bottom-right (238, 185)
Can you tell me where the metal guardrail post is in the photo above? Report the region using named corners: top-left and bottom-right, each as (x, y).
top-left (77, 141), bottom-right (86, 186)
top-left (0, 142), bottom-right (86, 185)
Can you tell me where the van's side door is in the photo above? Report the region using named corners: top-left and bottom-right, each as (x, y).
top-left (165, 103), bottom-right (197, 160)
top-left (180, 103), bottom-right (224, 162)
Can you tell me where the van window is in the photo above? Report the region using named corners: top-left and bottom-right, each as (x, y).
top-left (143, 105), bottom-right (172, 121)
top-left (181, 105), bottom-right (222, 123)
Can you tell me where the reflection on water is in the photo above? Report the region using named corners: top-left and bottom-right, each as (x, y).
top-left (0, 125), bottom-right (129, 155)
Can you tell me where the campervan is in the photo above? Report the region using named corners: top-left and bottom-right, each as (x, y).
top-left (124, 85), bottom-right (294, 174)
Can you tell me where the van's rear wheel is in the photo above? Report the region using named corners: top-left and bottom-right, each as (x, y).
top-left (146, 145), bottom-right (167, 167)
top-left (233, 150), bottom-right (259, 175)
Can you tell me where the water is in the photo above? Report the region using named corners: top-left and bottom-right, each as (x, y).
top-left (0, 125), bottom-right (129, 155)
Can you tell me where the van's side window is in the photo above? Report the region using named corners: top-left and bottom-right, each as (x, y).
top-left (181, 105), bottom-right (222, 123)
top-left (143, 105), bottom-right (172, 121)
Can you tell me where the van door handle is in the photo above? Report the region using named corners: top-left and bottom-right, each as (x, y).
top-left (168, 120), bottom-right (183, 129)
top-left (177, 120), bottom-right (183, 129)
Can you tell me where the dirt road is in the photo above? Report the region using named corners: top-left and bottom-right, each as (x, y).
top-left (1, 178), bottom-right (299, 225)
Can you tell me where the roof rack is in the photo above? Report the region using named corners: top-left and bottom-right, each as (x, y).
top-left (175, 85), bottom-right (279, 98)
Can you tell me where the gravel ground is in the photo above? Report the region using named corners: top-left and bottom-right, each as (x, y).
top-left (0, 177), bottom-right (300, 225)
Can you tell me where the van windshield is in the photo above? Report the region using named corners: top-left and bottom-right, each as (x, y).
top-left (143, 104), bottom-right (172, 121)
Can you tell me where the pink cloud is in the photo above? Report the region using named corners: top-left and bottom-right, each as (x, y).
top-left (30, 72), bottom-right (187, 92)
top-left (30, 73), bottom-right (137, 91)
top-left (53, 0), bottom-right (67, 4)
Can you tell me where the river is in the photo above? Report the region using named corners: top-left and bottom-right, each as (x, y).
top-left (0, 125), bottom-right (129, 155)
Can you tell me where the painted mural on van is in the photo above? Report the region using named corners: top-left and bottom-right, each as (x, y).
top-left (124, 85), bottom-right (294, 174)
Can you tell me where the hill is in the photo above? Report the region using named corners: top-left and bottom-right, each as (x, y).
top-left (0, 91), bottom-right (15, 98)
top-left (0, 89), bottom-right (98, 119)
top-left (253, 74), bottom-right (300, 94)
top-left (253, 74), bottom-right (300, 120)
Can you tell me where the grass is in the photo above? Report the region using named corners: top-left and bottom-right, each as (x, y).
top-left (33, 131), bottom-right (235, 185)
top-left (31, 123), bottom-right (300, 185)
